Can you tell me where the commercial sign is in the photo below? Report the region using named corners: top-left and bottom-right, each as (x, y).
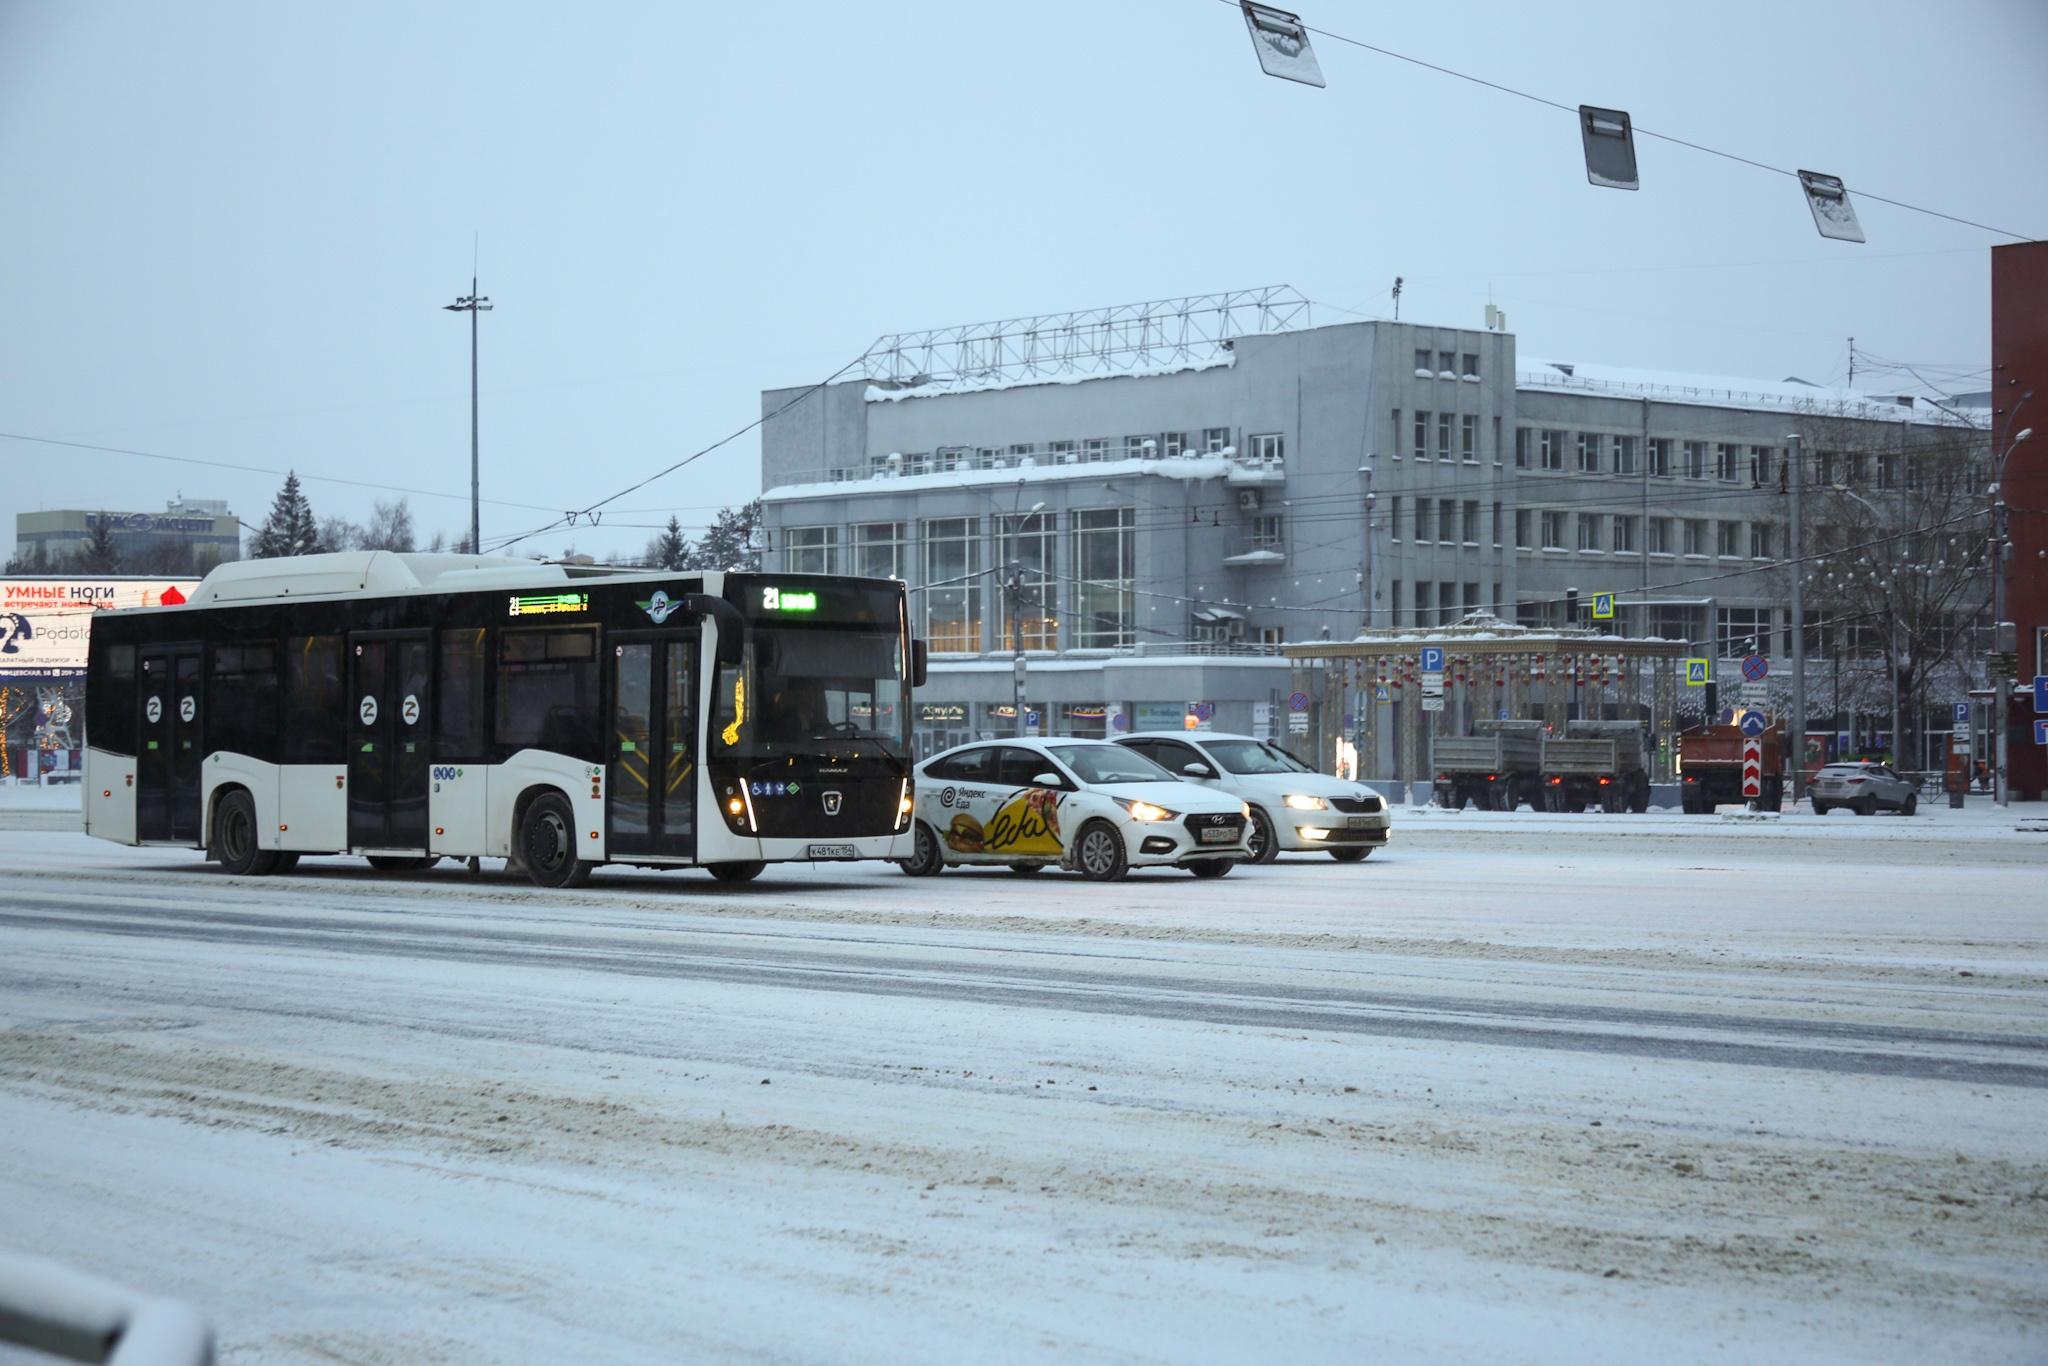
top-left (1, 578), bottom-right (199, 676)
top-left (916, 703), bottom-right (967, 725)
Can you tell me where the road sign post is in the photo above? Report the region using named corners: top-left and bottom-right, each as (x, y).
top-left (1741, 734), bottom-right (1763, 804)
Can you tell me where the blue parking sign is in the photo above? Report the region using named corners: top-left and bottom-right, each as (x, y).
top-left (1954, 701), bottom-right (1971, 724)
top-left (1420, 646), bottom-right (1444, 672)
top-left (2034, 675), bottom-right (2048, 713)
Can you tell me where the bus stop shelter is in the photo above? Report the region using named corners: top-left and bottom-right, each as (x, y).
top-left (1281, 615), bottom-right (1691, 785)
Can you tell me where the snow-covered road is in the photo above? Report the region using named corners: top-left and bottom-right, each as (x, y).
top-left (2, 804), bottom-right (2044, 1363)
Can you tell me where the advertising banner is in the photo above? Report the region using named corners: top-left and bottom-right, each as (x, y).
top-left (2, 577), bottom-right (198, 676)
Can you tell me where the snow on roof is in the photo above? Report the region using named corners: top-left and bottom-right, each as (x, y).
top-left (863, 354), bottom-right (1232, 404)
top-left (1517, 356), bottom-right (1977, 426)
top-left (763, 455), bottom-right (1235, 504)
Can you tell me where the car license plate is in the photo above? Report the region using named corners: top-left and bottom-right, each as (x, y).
top-left (1198, 826), bottom-right (1237, 845)
top-left (1346, 816), bottom-right (1372, 829)
top-left (807, 843), bottom-right (858, 859)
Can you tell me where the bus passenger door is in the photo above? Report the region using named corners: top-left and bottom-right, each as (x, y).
top-left (137, 645), bottom-right (202, 843)
top-left (609, 632), bottom-right (697, 858)
top-left (348, 633), bottom-right (431, 851)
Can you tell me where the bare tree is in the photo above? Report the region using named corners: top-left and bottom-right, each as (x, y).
top-left (360, 499), bottom-right (416, 552)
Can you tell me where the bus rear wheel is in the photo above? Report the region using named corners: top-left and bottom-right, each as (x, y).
top-left (212, 789), bottom-right (278, 877)
top-left (706, 860), bottom-right (766, 884)
top-left (520, 793), bottom-right (592, 888)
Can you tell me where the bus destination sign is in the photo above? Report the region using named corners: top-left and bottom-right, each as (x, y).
top-left (761, 586), bottom-right (818, 613)
top-left (508, 592), bottom-right (589, 617)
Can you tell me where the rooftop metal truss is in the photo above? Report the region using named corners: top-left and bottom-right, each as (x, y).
top-left (860, 286), bottom-right (1311, 387)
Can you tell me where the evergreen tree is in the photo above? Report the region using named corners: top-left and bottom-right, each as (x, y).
top-left (644, 516), bottom-right (690, 571)
top-left (252, 472), bottom-right (321, 558)
top-left (687, 499), bottom-right (762, 571)
top-left (78, 515), bottom-right (121, 574)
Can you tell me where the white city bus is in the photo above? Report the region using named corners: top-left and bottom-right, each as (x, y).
top-left (82, 553), bottom-right (924, 887)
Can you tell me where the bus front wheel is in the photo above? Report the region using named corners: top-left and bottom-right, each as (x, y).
top-left (520, 792), bottom-right (592, 888)
top-left (706, 860), bottom-right (766, 885)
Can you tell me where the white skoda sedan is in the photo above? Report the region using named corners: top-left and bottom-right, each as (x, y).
top-left (1115, 731), bottom-right (1392, 863)
top-left (898, 737), bottom-right (1252, 881)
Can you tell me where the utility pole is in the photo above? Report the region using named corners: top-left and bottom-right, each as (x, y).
top-left (1788, 432), bottom-right (1807, 802)
top-left (1009, 563), bottom-right (1026, 738)
top-left (443, 276), bottom-right (493, 553)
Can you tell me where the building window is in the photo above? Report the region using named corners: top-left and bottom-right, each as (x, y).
top-left (1249, 514), bottom-right (1284, 549)
top-left (1613, 435), bottom-right (1637, 475)
top-left (1438, 581), bottom-right (1460, 625)
top-left (1050, 440), bottom-right (1077, 464)
top-left (1876, 451), bottom-right (1898, 490)
top-left (1461, 352), bottom-right (1479, 378)
top-left (1577, 432), bottom-right (1601, 473)
top-left (1577, 514), bottom-right (1601, 552)
top-left (998, 511), bottom-right (1057, 650)
top-left (1072, 508), bottom-right (1135, 648)
top-left (1515, 508), bottom-right (1532, 549)
top-left (1716, 443), bottom-right (1739, 482)
top-left (1750, 523), bottom-right (1773, 560)
top-left (1684, 441), bottom-right (1707, 479)
top-left (1414, 348), bottom-right (1432, 373)
top-left (1414, 411), bottom-right (1429, 461)
top-left (1461, 500), bottom-right (1479, 544)
top-left (1541, 430), bottom-right (1565, 471)
top-left (850, 522), bottom-right (906, 580)
top-left (1438, 350), bottom-right (1456, 374)
top-left (1750, 445), bottom-right (1773, 486)
top-left (1163, 432), bottom-right (1186, 458)
top-left (1492, 416), bottom-right (1502, 465)
top-left (1461, 414), bottom-right (1477, 462)
top-left (1648, 438), bottom-right (1671, 476)
top-left (784, 525), bottom-right (838, 574)
top-left (1612, 515), bottom-right (1637, 553)
top-left (1647, 518), bottom-right (1671, 555)
top-left (1716, 607), bottom-right (1773, 658)
top-left (1203, 427), bottom-right (1230, 454)
top-left (1391, 409), bottom-right (1402, 459)
top-left (1084, 438), bottom-right (1107, 463)
top-left (1437, 412), bottom-right (1453, 460)
top-left (1541, 511), bottom-right (1565, 550)
top-left (1684, 518), bottom-right (1708, 556)
top-left (1248, 433), bottom-right (1284, 463)
top-left (923, 517), bottom-right (983, 653)
top-left (1125, 434), bottom-right (1153, 460)
top-left (1438, 498), bottom-right (1457, 543)
top-left (1717, 520), bottom-right (1741, 558)
top-left (1491, 501), bottom-right (1502, 548)
top-left (1463, 583), bottom-right (1480, 616)
top-left (1515, 426), bottom-right (1530, 468)
top-left (1414, 581), bottom-right (1431, 622)
top-left (1414, 499), bottom-right (1433, 542)
top-left (1388, 495), bottom-right (1403, 542)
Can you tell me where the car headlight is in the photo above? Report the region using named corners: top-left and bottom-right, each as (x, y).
top-left (1121, 799), bottom-right (1177, 822)
top-left (1240, 801), bottom-right (1252, 819)
top-left (1283, 793), bottom-right (1328, 811)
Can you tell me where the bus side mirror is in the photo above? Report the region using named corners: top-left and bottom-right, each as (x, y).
top-left (684, 594), bottom-right (746, 667)
top-left (911, 639), bottom-right (929, 688)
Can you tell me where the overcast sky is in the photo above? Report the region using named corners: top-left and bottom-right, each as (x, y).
top-left (3, 0), bottom-right (2043, 563)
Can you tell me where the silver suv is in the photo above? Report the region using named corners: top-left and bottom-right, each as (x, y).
top-left (1810, 762), bottom-right (1917, 816)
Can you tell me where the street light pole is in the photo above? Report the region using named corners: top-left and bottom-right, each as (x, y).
top-left (1990, 416), bottom-right (2031, 807)
top-left (1788, 432), bottom-right (1808, 801)
top-left (443, 277), bottom-right (493, 553)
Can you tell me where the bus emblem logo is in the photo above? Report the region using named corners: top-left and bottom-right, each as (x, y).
top-left (822, 790), bottom-right (843, 816)
top-left (636, 590), bottom-right (682, 624)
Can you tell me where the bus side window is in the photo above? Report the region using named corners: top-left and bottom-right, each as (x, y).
top-left (497, 627), bottom-right (600, 759)
top-left (88, 641), bottom-right (136, 756)
top-left (437, 628), bottom-right (488, 758)
top-left (210, 642), bottom-right (279, 762)
top-left (283, 635), bottom-right (345, 764)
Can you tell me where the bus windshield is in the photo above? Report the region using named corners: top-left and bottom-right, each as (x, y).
top-left (724, 624), bottom-right (907, 760)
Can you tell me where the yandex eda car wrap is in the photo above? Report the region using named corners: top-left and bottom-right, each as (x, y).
top-left (1114, 732), bottom-right (1390, 862)
top-left (898, 738), bottom-right (1251, 881)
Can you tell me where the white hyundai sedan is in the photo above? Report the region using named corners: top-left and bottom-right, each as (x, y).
top-left (898, 737), bottom-right (1252, 881)
top-left (1115, 731), bottom-right (1392, 863)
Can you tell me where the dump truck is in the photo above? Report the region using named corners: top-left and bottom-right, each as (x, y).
top-left (1677, 723), bottom-right (1784, 812)
top-left (1431, 721), bottom-right (1545, 810)
top-left (1538, 720), bottom-right (1650, 812)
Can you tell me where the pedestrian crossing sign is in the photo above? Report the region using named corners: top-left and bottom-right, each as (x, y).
top-left (1685, 658), bottom-right (1710, 686)
top-left (1592, 592), bottom-right (1614, 620)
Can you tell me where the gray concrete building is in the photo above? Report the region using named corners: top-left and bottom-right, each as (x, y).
top-left (757, 288), bottom-right (1982, 770)
top-left (15, 498), bottom-right (240, 572)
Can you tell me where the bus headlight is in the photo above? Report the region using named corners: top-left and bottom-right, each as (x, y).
top-left (1283, 793), bottom-right (1328, 811)
top-left (897, 779), bottom-right (914, 829)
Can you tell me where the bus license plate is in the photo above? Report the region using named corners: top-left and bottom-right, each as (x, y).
top-left (1198, 826), bottom-right (1237, 845)
top-left (807, 843), bottom-right (858, 859)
